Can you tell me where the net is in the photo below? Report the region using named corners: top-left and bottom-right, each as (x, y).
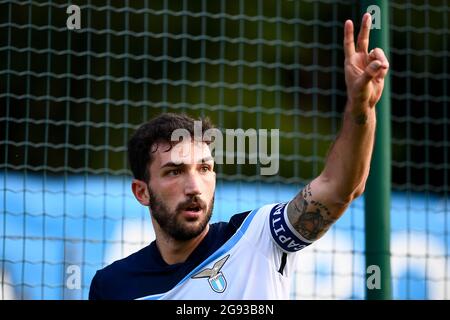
top-left (0, 0), bottom-right (448, 299)
top-left (389, 0), bottom-right (449, 299)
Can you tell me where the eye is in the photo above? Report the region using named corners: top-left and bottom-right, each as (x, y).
top-left (200, 165), bottom-right (210, 173)
top-left (168, 169), bottom-right (181, 176)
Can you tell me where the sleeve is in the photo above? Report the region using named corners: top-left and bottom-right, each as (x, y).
top-left (236, 203), bottom-right (314, 279)
top-left (267, 202), bottom-right (314, 253)
top-left (88, 271), bottom-right (103, 300)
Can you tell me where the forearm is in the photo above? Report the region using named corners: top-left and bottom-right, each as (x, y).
top-left (287, 14), bottom-right (388, 242)
top-left (286, 101), bottom-right (376, 240)
top-left (320, 101), bottom-right (376, 203)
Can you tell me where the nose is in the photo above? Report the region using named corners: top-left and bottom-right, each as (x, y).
top-left (184, 171), bottom-right (202, 196)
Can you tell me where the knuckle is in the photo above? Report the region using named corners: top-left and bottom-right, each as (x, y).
top-left (374, 48), bottom-right (383, 55)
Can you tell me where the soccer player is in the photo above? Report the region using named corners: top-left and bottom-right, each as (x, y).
top-left (89, 13), bottom-right (389, 300)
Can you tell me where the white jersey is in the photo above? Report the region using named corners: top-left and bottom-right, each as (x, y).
top-left (136, 202), bottom-right (313, 300)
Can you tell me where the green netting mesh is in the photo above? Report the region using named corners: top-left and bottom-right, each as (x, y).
top-left (0, 0), bottom-right (448, 299)
top-left (390, 1), bottom-right (449, 299)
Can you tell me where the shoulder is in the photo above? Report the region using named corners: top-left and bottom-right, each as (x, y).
top-left (210, 210), bottom-right (252, 241)
top-left (207, 204), bottom-right (275, 248)
top-left (89, 245), bottom-right (153, 300)
top-left (194, 210), bottom-right (252, 257)
top-left (102, 244), bottom-right (152, 275)
top-left (216, 203), bottom-right (281, 235)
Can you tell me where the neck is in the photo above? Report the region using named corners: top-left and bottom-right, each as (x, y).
top-left (153, 223), bottom-right (210, 265)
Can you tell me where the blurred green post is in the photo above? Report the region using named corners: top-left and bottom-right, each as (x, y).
top-left (360, 0), bottom-right (392, 300)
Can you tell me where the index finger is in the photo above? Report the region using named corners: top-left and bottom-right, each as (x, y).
top-left (343, 19), bottom-right (355, 58)
top-left (356, 13), bottom-right (371, 53)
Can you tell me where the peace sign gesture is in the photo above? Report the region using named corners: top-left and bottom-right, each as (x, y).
top-left (344, 13), bottom-right (389, 109)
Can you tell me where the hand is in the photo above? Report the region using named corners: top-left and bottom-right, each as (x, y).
top-left (344, 13), bottom-right (389, 109)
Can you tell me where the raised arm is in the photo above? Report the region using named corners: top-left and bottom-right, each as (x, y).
top-left (287, 13), bottom-right (389, 241)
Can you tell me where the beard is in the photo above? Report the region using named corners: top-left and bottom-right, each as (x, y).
top-left (148, 186), bottom-right (214, 241)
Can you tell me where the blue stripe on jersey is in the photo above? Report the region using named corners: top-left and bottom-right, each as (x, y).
top-left (137, 207), bottom-right (258, 300)
top-left (269, 202), bottom-right (312, 253)
top-left (89, 210), bottom-right (252, 300)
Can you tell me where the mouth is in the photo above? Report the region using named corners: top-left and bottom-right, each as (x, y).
top-left (180, 203), bottom-right (204, 219)
top-left (185, 205), bottom-right (201, 212)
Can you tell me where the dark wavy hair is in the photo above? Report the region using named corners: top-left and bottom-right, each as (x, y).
top-left (127, 113), bottom-right (214, 182)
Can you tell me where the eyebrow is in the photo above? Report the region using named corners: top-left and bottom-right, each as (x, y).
top-left (160, 156), bottom-right (214, 169)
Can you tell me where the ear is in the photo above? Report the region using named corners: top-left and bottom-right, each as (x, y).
top-left (131, 179), bottom-right (150, 206)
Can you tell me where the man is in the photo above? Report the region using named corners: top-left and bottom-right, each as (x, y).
top-left (89, 13), bottom-right (389, 300)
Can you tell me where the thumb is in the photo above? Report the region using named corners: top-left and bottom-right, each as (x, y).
top-left (360, 60), bottom-right (382, 85)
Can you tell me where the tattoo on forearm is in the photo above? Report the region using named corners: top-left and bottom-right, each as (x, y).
top-left (354, 113), bottom-right (368, 125)
top-left (294, 209), bottom-right (334, 240)
top-left (303, 184), bottom-right (312, 198)
top-left (288, 183), bottom-right (335, 241)
top-left (293, 198), bottom-right (307, 217)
